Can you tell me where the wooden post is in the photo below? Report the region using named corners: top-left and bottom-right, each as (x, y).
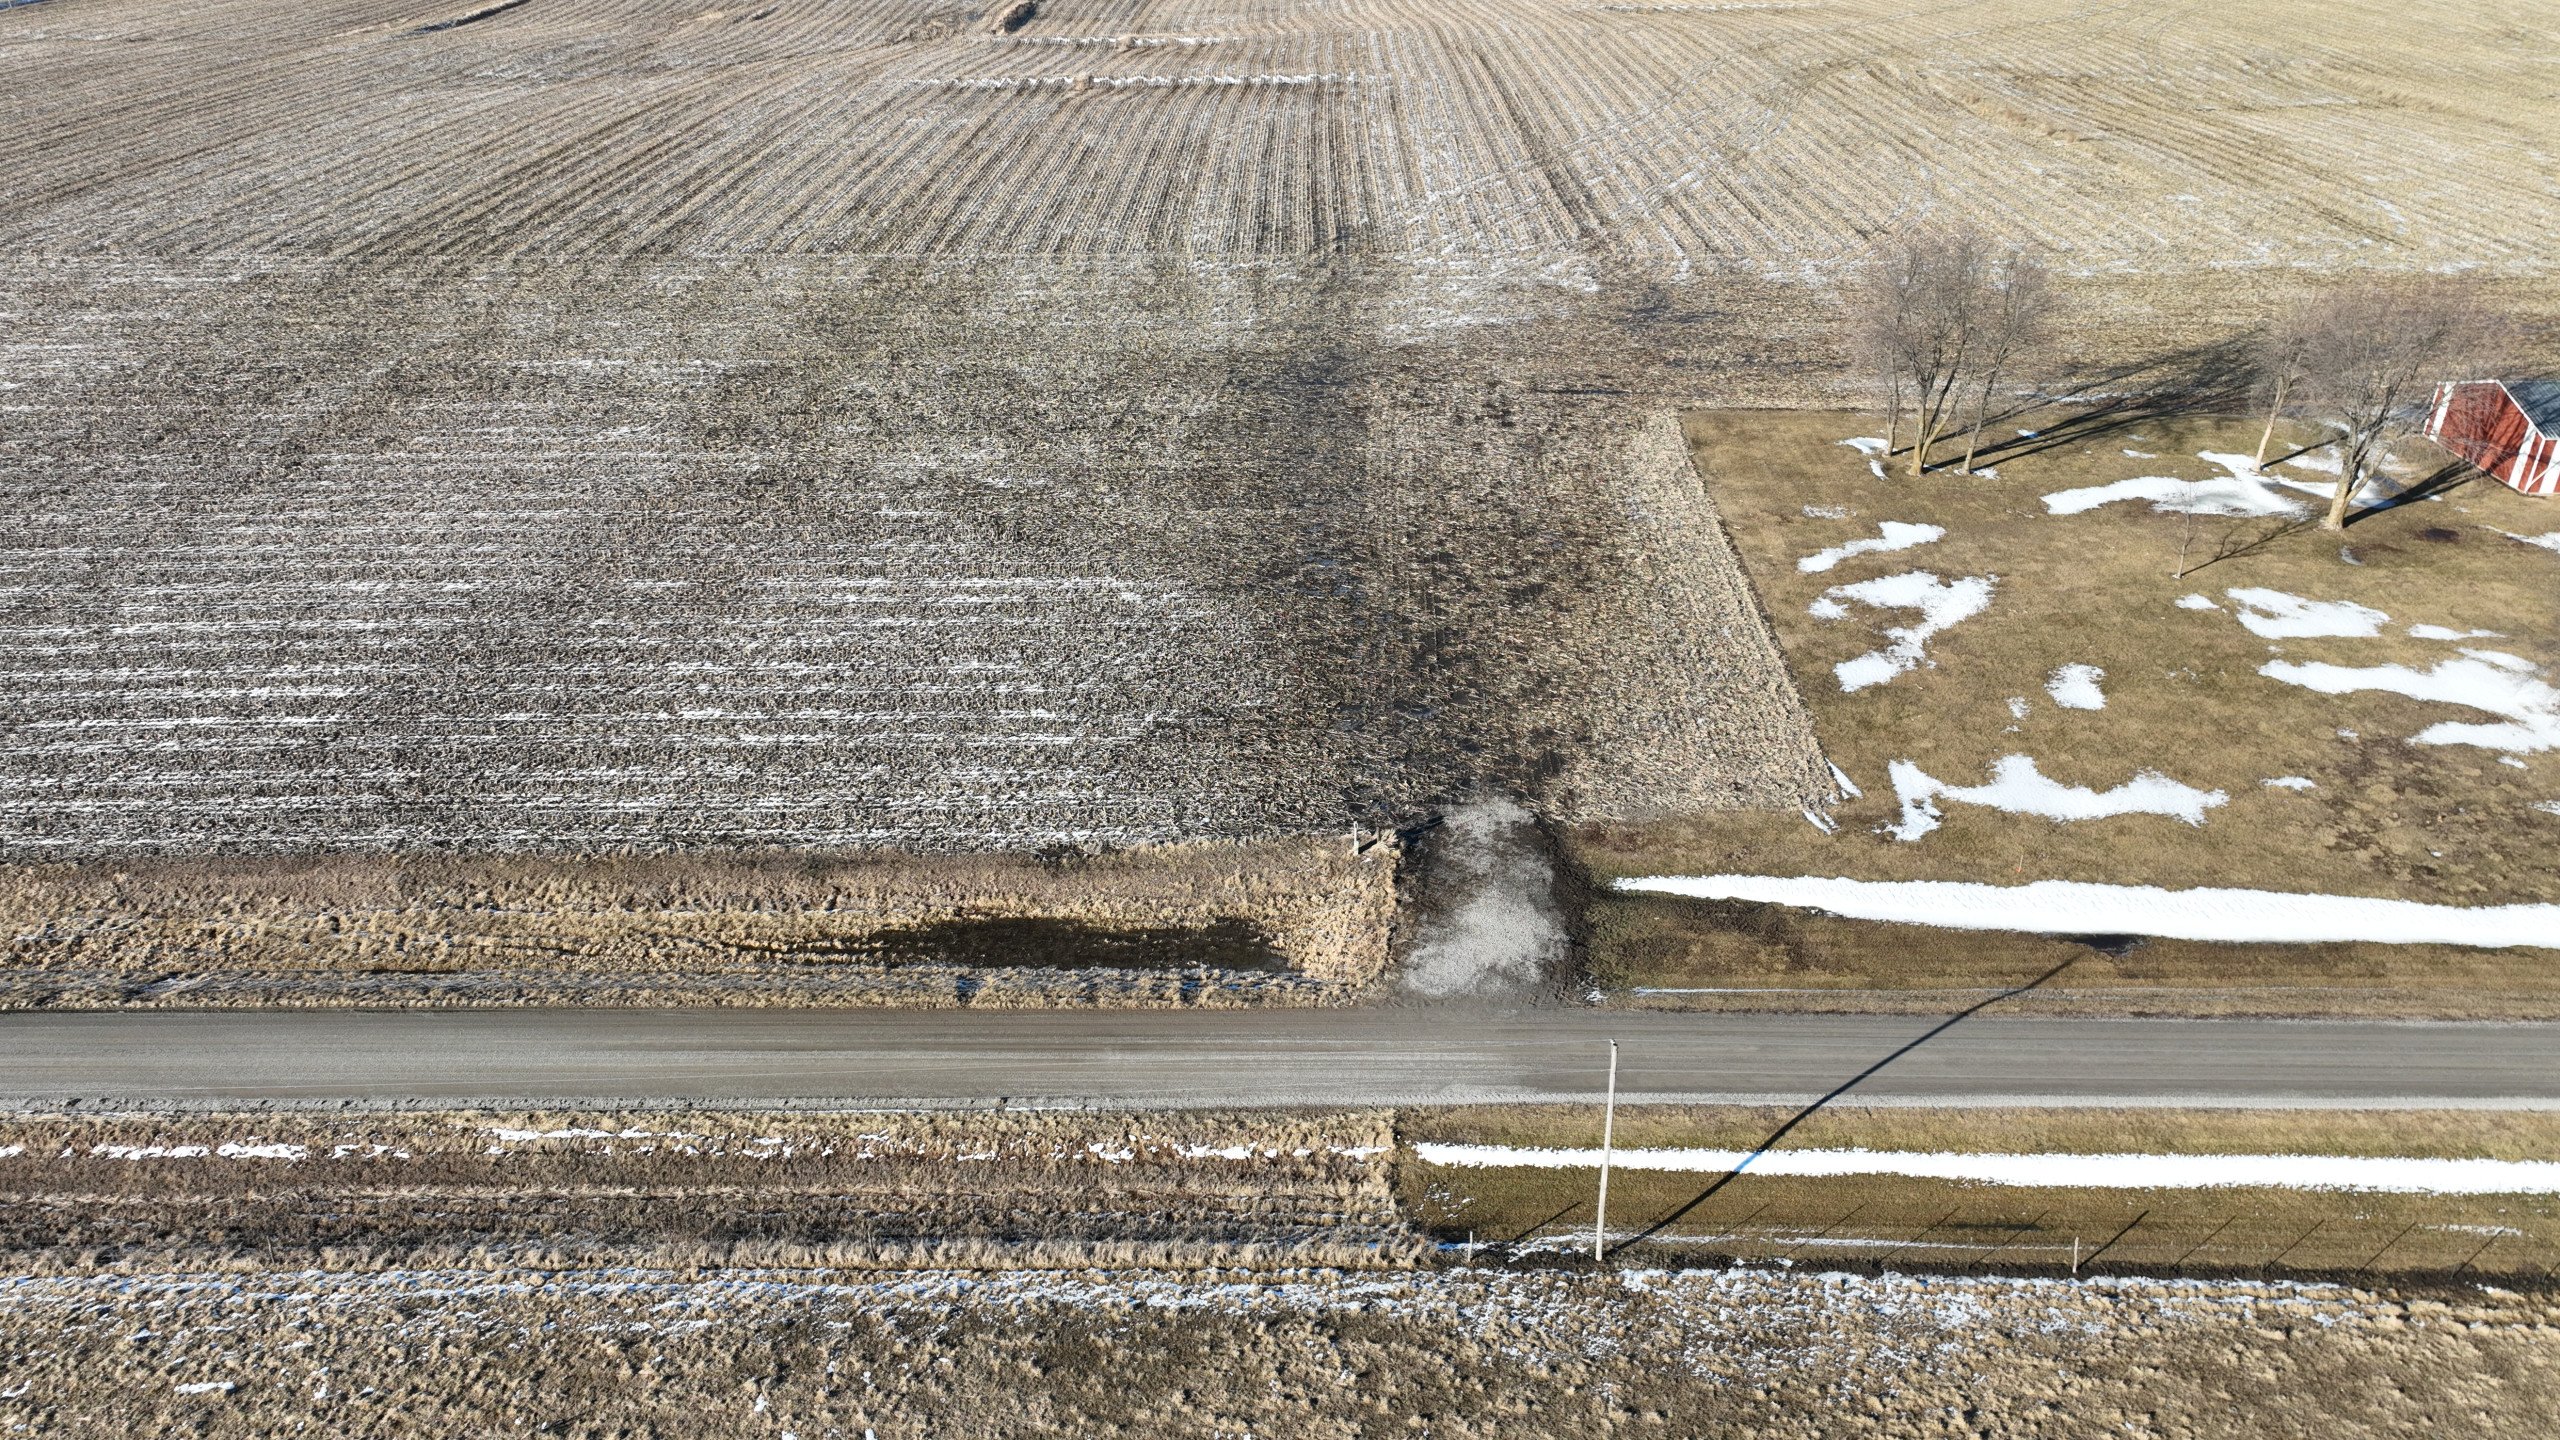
top-left (1593, 1039), bottom-right (1618, 1263)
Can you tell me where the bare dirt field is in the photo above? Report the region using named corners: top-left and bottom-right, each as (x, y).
top-left (1578, 410), bottom-right (2560, 1017)
top-left (8, 1266), bottom-right (2557, 1439)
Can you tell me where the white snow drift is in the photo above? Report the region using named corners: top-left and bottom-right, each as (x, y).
top-left (2042, 453), bottom-right (2306, 518)
top-left (1797, 521), bottom-right (1944, 574)
top-left (1882, 755), bottom-right (2225, 841)
top-left (2261, 651), bottom-right (2560, 754)
top-left (1809, 571), bottom-right (1995, 692)
top-left (1411, 1143), bottom-right (2560, 1195)
top-left (1609, 874), bottom-right (2560, 950)
top-left (2224, 588), bottom-right (2389, 639)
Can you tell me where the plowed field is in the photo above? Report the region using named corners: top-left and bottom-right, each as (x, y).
top-left (3, 0), bottom-right (2552, 865)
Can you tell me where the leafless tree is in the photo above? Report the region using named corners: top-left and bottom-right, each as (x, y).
top-left (1849, 237), bottom-right (1932, 464)
top-left (2250, 301), bottom-right (2319, 467)
top-left (1957, 248), bottom-right (2054, 475)
top-left (2292, 281), bottom-right (2497, 531)
top-left (1851, 225), bottom-right (2048, 478)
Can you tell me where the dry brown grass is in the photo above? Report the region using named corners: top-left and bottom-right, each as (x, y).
top-left (0, 837), bottom-right (1398, 1008)
top-left (1576, 409), bottom-right (2560, 1015)
top-left (1400, 1105), bottom-right (2560, 1280)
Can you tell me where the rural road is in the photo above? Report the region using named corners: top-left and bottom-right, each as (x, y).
top-left (3, 1010), bottom-right (2554, 1110)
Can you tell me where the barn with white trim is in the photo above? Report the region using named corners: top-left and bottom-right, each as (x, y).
top-left (2427, 378), bottom-right (2560, 496)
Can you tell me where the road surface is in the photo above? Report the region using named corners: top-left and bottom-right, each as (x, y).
top-left (2, 1010), bottom-right (2553, 1109)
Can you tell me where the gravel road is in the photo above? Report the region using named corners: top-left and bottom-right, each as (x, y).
top-left (6, 1009), bottom-right (2552, 1109)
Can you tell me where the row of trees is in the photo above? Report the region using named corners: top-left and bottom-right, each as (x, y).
top-left (1850, 224), bottom-right (2502, 531)
top-left (1851, 228), bottom-right (2054, 479)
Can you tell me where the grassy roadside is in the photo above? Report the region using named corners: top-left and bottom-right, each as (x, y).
top-left (1399, 1106), bottom-right (2560, 1280)
top-left (1574, 408), bottom-right (2560, 1017)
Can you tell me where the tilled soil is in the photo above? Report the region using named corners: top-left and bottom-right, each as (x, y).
top-left (1, 1265), bottom-right (2552, 1438)
top-left (0, 259), bottom-right (1829, 862)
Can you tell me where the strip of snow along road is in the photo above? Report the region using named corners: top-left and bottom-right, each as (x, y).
top-left (1809, 571), bottom-right (1994, 692)
top-left (1797, 521), bottom-right (1944, 574)
top-left (1883, 755), bottom-right (2224, 841)
top-left (1608, 875), bottom-right (2560, 950)
top-left (2262, 650), bottom-right (2560, 754)
top-left (2044, 664), bottom-right (2105, 710)
top-left (1410, 1143), bottom-right (2560, 1195)
top-left (2225, 588), bottom-right (2389, 639)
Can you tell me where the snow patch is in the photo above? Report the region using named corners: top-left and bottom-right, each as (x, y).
top-left (2043, 454), bottom-right (2306, 517)
top-left (1827, 762), bottom-right (1862, 800)
top-left (1810, 571), bottom-right (1995, 692)
top-left (1411, 1143), bottom-right (2560, 1195)
top-left (174, 1382), bottom-right (236, 1396)
top-left (2045, 664), bottom-right (2105, 711)
top-left (90, 1141), bottom-right (309, 1161)
top-left (2410, 624), bottom-right (2504, 641)
top-left (2501, 531), bottom-right (2560, 554)
top-left (1801, 504), bottom-right (1851, 520)
top-left (1839, 436), bottom-right (1889, 478)
top-left (2262, 776), bottom-right (2316, 791)
top-left (1796, 520), bottom-right (1944, 574)
top-left (2261, 652), bottom-right (2560, 754)
top-left (1883, 755), bottom-right (2225, 841)
top-left (2225, 588), bottom-right (2389, 639)
top-left (1611, 874), bottom-right (2560, 950)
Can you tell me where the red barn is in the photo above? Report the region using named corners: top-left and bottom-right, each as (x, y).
top-left (2426, 379), bottom-right (2560, 496)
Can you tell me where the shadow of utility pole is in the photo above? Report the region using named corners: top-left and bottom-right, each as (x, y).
top-left (1606, 956), bottom-right (2078, 1258)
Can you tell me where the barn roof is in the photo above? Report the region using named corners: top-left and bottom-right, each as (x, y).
top-left (2506, 379), bottom-right (2560, 434)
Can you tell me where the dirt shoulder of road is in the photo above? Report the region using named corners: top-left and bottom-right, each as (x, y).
top-left (1571, 409), bottom-right (2560, 1019)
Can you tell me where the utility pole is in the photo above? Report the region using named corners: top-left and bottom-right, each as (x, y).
top-left (1593, 1038), bottom-right (1619, 1263)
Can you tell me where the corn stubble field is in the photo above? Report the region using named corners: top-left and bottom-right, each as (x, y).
top-left (9, 0), bottom-right (2560, 1432)
top-left (6, 0), bottom-right (2558, 1000)
top-left (3, 1106), bottom-right (2557, 1437)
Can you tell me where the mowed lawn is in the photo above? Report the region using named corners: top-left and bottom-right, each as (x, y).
top-left (1574, 409), bottom-right (2560, 1014)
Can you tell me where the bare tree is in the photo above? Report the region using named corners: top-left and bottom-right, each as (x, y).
top-left (1957, 248), bottom-right (2054, 475)
top-left (1900, 228), bottom-right (1988, 477)
top-left (1852, 225), bottom-right (2049, 478)
top-left (2293, 281), bottom-right (2496, 531)
top-left (2251, 302), bottom-right (2318, 467)
top-left (1849, 239), bottom-right (1930, 463)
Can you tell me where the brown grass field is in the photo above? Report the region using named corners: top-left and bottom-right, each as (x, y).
top-left (0, 837), bottom-right (1400, 1007)
top-left (1402, 1106), bottom-right (2560, 1280)
top-left (1576, 410), bottom-right (2560, 1016)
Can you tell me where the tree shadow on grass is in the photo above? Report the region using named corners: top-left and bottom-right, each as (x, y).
top-left (1916, 338), bottom-right (2261, 474)
top-left (1605, 956), bottom-right (2078, 1258)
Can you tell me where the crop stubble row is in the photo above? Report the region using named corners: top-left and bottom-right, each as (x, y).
top-left (3, 0), bottom-right (2550, 268)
